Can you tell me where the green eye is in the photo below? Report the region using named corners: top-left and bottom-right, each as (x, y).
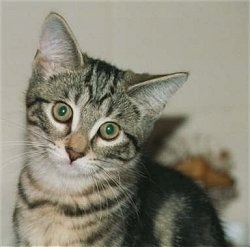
top-left (99, 122), bottom-right (120, 140)
top-left (52, 102), bottom-right (73, 123)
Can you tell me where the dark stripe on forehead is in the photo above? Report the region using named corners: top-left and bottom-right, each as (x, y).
top-left (90, 58), bottom-right (124, 86)
top-left (106, 104), bottom-right (113, 117)
top-left (85, 62), bottom-right (94, 84)
top-left (98, 93), bottom-right (110, 106)
top-left (110, 85), bottom-right (115, 94)
top-left (63, 88), bottom-right (70, 98)
top-left (96, 60), bottom-right (113, 79)
top-left (112, 68), bottom-right (120, 87)
top-left (87, 84), bottom-right (93, 101)
top-left (74, 91), bottom-right (82, 104)
top-left (83, 58), bottom-right (127, 105)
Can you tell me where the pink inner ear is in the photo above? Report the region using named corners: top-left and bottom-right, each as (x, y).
top-left (34, 13), bottom-right (83, 78)
top-left (40, 58), bottom-right (57, 74)
top-left (34, 50), bottom-right (62, 76)
top-left (39, 32), bottom-right (68, 63)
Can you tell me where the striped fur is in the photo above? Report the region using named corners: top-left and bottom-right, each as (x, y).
top-left (13, 13), bottom-right (226, 246)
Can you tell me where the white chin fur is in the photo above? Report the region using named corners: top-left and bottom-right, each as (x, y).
top-left (28, 148), bottom-right (100, 194)
top-left (50, 153), bottom-right (100, 178)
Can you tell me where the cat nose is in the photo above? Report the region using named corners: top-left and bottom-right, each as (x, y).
top-left (65, 147), bottom-right (85, 162)
top-left (64, 133), bottom-right (88, 162)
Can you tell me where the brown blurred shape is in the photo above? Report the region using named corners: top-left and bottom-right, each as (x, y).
top-left (174, 156), bottom-right (235, 189)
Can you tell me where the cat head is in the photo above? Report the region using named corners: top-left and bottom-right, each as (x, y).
top-left (25, 13), bottom-right (188, 185)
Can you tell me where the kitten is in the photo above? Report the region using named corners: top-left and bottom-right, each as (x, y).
top-left (13, 13), bottom-right (226, 246)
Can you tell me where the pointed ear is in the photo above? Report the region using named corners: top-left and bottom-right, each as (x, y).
top-left (33, 12), bottom-right (83, 78)
top-left (127, 72), bottom-right (188, 118)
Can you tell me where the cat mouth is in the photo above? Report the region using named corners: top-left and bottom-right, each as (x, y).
top-left (54, 158), bottom-right (101, 177)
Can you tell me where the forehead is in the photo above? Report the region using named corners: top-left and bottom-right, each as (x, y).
top-left (28, 57), bottom-right (126, 103)
top-left (27, 67), bottom-right (130, 127)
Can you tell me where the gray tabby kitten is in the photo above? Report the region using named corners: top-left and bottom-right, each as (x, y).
top-left (13, 13), bottom-right (226, 246)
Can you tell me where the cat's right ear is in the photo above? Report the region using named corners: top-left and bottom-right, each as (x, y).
top-left (126, 72), bottom-right (188, 120)
top-left (33, 13), bottom-right (83, 79)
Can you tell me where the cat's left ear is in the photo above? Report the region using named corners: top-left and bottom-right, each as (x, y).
top-left (33, 12), bottom-right (83, 78)
top-left (127, 72), bottom-right (188, 118)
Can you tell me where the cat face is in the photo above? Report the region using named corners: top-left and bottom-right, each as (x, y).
top-left (26, 68), bottom-right (140, 177)
top-left (25, 13), bottom-right (188, 180)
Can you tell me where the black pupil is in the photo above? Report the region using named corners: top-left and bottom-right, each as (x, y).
top-left (58, 105), bottom-right (67, 116)
top-left (106, 124), bottom-right (114, 135)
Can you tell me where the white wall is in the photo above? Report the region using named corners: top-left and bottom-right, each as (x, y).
top-left (1, 2), bottom-right (249, 245)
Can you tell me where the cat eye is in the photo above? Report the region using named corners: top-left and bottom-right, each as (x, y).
top-left (98, 122), bottom-right (120, 140)
top-left (52, 102), bottom-right (73, 123)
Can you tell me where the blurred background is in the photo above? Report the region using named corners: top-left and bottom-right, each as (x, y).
top-left (1, 1), bottom-right (249, 246)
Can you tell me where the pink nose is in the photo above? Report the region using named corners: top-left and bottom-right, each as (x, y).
top-left (65, 147), bottom-right (84, 162)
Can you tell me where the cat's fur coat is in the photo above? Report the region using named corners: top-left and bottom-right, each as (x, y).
top-left (13, 13), bottom-right (226, 247)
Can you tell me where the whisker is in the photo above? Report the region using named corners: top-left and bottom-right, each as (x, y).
top-left (93, 164), bottom-right (139, 221)
top-left (98, 171), bottom-right (126, 223)
top-left (1, 118), bottom-right (55, 145)
top-left (1, 151), bottom-right (47, 171)
top-left (92, 176), bottom-right (103, 220)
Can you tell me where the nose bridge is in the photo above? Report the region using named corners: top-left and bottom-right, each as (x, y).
top-left (66, 132), bottom-right (88, 153)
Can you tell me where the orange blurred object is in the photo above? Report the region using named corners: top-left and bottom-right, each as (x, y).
top-left (174, 157), bottom-right (234, 188)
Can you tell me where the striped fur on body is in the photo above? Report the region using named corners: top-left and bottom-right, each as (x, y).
top-left (14, 165), bottom-right (135, 246)
top-left (13, 13), bottom-right (226, 246)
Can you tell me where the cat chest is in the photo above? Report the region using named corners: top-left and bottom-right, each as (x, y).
top-left (19, 204), bottom-right (113, 246)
